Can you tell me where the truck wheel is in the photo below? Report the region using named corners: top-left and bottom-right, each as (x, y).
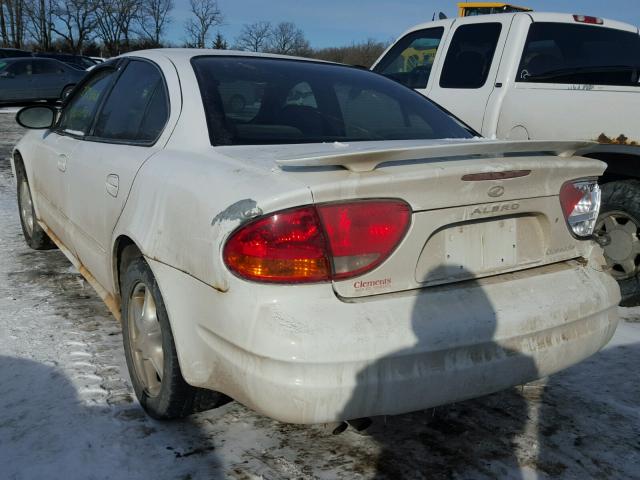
top-left (16, 168), bottom-right (56, 250)
top-left (121, 256), bottom-right (229, 419)
top-left (596, 180), bottom-right (640, 306)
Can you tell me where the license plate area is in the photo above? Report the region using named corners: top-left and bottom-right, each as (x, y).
top-left (415, 215), bottom-right (545, 285)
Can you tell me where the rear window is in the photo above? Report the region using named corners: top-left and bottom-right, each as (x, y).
top-left (191, 56), bottom-right (474, 146)
top-left (517, 23), bottom-right (640, 86)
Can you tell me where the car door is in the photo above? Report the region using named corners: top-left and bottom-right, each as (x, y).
top-left (0, 60), bottom-right (33, 100)
top-left (63, 58), bottom-right (174, 290)
top-left (32, 59), bottom-right (68, 99)
top-left (428, 17), bottom-right (514, 133)
top-left (33, 67), bottom-right (117, 252)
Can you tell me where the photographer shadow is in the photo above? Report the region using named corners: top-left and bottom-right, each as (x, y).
top-left (339, 266), bottom-right (540, 479)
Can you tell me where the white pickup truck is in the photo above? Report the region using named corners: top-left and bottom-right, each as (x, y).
top-left (373, 11), bottom-right (640, 305)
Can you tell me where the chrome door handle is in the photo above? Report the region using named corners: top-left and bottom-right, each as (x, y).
top-left (57, 154), bottom-right (67, 172)
top-left (106, 174), bottom-right (119, 197)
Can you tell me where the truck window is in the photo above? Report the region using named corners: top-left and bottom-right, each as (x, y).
top-left (517, 23), bottom-right (640, 86)
top-left (373, 27), bottom-right (444, 89)
top-left (439, 23), bottom-right (502, 89)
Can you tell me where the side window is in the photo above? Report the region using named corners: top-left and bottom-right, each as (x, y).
top-left (58, 69), bottom-right (115, 135)
top-left (517, 23), bottom-right (640, 86)
top-left (439, 23), bottom-right (502, 89)
top-left (33, 60), bottom-right (64, 75)
top-left (93, 60), bottom-right (168, 142)
top-left (374, 28), bottom-right (444, 89)
top-left (8, 61), bottom-right (32, 77)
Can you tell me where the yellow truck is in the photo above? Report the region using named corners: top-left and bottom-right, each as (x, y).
top-left (457, 2), bottom-right (531, 16)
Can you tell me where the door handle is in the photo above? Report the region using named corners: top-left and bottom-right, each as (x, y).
top-left (57, 154), bottom-right (67, 172)
top-left (106, 174), bottom-right (119, 197)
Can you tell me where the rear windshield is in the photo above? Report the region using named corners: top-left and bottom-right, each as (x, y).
top-left (517, 23), bottom-right (640, 86)
top-left (191, 56), bottom-right (474, 146)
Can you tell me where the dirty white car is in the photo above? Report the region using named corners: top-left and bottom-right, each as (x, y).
top-left (12, 49), bottom-right (620, 423)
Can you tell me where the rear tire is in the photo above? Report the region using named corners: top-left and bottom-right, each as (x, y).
top-left (597, 180), bottom-right (640, 306)
top-left (16, 166), bottom-right (56, 250)
top-left (121, 256), bottom-right (229, 419)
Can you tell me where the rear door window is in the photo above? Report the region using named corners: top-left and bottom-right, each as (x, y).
top-left (57, 69), bottom-right (115, 136)
top-left (373, 27), bottom-right (444, 89)
top-left (439, 23), bottom-right (502, 89)
top-left (33, 60), bottom-right (65, 75)
top-left (517, 23), bottom-right (640, 86)
top-left (7, 60), bottom-right (32, 77)
top-left (93, 60), bottom-right (169, 143)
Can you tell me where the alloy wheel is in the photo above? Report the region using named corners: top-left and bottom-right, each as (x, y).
top-left (127, 282), bottom-right (164, 397)
top-left (595, 211), bottom-right (640, 280)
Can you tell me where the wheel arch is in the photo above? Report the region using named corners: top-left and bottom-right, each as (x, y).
top-left (113, 235), bottom-right (143, 298)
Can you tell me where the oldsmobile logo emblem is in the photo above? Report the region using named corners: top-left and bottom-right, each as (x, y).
top-left (488, 186), bottom-right (505, 198)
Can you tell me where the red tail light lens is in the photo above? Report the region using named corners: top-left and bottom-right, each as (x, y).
top-left (317, 201), bottom-right (411, 279)
top-left (573, 15), bottom-right (603, 25)
top-left (223, 200), bottom-right (411, 283)
top-left (560, 180), bottom-right (601, 238)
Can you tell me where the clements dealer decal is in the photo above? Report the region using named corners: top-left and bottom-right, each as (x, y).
top-left (353, 278), bottom-right (392, 290)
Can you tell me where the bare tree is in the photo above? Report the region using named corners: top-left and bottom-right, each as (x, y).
top-left (313, 39), bottom-right (388, 68)
top-left (2, 0), bottom-right (26, 47)
top-left (0, 0), bottom-right (9, 46)
top-left (136, 0), bottom-right (172, 47)
top-left (234, 20), bottom-right (270, 52)
top-left (23, 0), bottom-right (54, 50)
top-left (184, 0), bottom-right (222, 48)
top-left (51, 0), bottom-right (98, 53)
top-left (267, 21), bottom-right (309, 56)
top-left (95, 0), bottom-right (140, 55)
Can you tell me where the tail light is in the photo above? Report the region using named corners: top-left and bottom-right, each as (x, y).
top-left (573, 15), bottom-right (604, 25)
top-left (560, 180), bottom-right (601, 238)
top-left (223, 200), bottom-right (411, 283)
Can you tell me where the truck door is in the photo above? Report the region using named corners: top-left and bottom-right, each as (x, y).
top-left (494, 17), bottom-right (640, 144)
top-left (428, 16), bottom-right (514, 133)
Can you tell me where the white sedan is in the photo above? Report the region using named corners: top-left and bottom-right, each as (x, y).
top-left (12, 49), bottom-right (620, 423)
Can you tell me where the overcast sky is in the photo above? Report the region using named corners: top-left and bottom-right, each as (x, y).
top-left (166, 0), bottom-right (640, 48)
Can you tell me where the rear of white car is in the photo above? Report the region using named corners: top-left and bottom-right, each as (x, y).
top-left (144, 140), bottom-right (618, 423)
top-left (13, 51), bottom-right (621, 424)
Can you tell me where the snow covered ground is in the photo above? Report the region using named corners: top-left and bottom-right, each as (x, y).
top-left (0, 111), bottom-right (639, 480)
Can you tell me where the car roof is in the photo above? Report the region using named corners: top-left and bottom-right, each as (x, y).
top-left (0, 57), bottom-right (33, 62)
top-left (121, 48), bottom-right (333, 65)
top-left (400, 11), bottom-right (638, 36)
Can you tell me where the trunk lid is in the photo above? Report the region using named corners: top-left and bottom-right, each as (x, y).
top-left (218, 139), bottom-right (605, 298)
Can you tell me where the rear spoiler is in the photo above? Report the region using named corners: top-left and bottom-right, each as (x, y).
top-left (276, 140), bottom-right (595, 172)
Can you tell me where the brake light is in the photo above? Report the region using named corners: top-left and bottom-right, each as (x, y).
top-left (223, 200), bottom-right (411, 283)
top-left (573, 15), bottom-right (603, 25)
top-left (560, 180), bottom-right (601, 238)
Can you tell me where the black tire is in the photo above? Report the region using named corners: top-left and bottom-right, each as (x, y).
top-left (121, 256), bottom-right (229, 419)
top-left (15, 164), bottom-right (56, 250)
top-left (598, 180), bottom-right (640, 306)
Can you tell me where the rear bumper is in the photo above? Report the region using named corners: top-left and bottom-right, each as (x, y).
top-left (149, 257), bottom-right (620, 424)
